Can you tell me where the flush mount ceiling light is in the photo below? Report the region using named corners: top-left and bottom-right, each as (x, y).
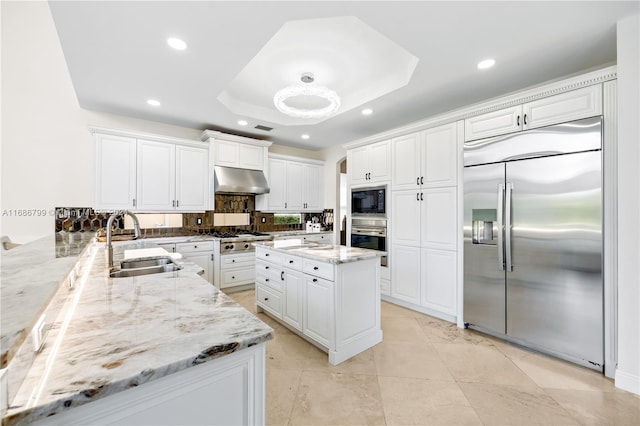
top-left (273, 72), bottom-right (341, 119)
top-left (477, 58), bottom-right (496, 69)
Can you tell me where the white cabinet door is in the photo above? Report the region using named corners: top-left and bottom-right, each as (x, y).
top-left (137, 140), bottom-right (176, 211)
top-left (175, 145), bottom-right (208, 211)
top-left (390, 245), bottom-right (421, 304)
top-left (421, 248), bottom-right (456, 315)
top-left (391, 190), bottom-right (421, 247)
top-left (303, 275), bottom-right (333, 347)
top-left (422, 123), bottom-right (458, 187)
top-left (214, 140), bottom-right (240, 168)
top-left (266, 158), bottom-right (287, 210)
top-left (348, 145), bottom-right (370, 185)
top-left (523, 85), bottom-right (602, 130)
top-left (282, 268), bottom-right (303, 331)
top-left (392, 132), bottom-right (421, 190)
top-left (285, 161), bottom-right (304, 210)
top-left (239, 144), bottom-right (264, 170)
top-left (185, 252), bottom-right (214, 284)
top-left (421, 187), bottom-right (457, 251)
top-left (369, 140), bottom-right (391, 182)
top-left (303, 163), bottom-right (323, 210)
top-left (94, 134), bottom-right (137, 210)
top-left (464, 105), bottom-right (522, 141)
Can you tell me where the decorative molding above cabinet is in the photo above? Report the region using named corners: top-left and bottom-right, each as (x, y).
top-left (91, 127), bottom-right (208, 212)
top-left (200, 130), bottom-right (272, 171)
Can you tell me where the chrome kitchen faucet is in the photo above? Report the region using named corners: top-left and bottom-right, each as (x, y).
top-left (105, 211), bottom-right (141, 269)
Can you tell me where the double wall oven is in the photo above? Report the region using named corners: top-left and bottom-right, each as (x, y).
top-left (350, 185), bottom-right (387, 267)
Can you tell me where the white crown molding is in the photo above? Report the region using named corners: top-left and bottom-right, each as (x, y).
top-left (88, 126), bottom-right (204, 147)
top-left (200, 130), bottom-right (273, 147)
top-left (268, 152), bottom-right (325, 166)
top-left (343, 65), bottom-right (617, 149)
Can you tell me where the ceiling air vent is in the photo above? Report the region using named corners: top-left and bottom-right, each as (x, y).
top-left (254, 125), bottom-right (273, 132)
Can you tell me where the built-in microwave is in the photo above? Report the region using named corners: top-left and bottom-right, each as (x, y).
top-left (351, 186), bottom-right (386, 216)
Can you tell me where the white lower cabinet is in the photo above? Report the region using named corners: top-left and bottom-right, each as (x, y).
top-left (390, 245), bottom-right (421, 304)
top-left (220, 252), bottom-right (255, 290)
top-left (34, 344), bottom-right (266, 426)
top-left (421, 248), bottom-right (457, 315)
top-left (255, 247), bottom-right (382, 365)
top-left (175, 242), bottom-right (214, 284)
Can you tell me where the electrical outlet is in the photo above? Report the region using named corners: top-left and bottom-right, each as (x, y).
top-left (32, 314), bottom-right (46, 353)
top-left (197, 217), bottom-right (202, 225)
top-left (261, 217), bottom-right (266, 223)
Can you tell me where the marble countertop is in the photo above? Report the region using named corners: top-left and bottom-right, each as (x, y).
top-left (1, 232), bottom-right (95, 368)
top-left (253, 241), bottom-right (385, 264)
top-left (268, 230), bottom-right (332, 237)
top-left (4, 240), bottom-right (273, 426)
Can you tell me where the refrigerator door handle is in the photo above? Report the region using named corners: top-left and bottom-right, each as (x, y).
top-left (497, 183), bottom-right (505, 271)
top-left (505, 182), bottom-right (513, 271)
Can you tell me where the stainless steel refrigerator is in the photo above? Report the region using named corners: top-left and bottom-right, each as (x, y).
top-left (463, 116), bottom-right (603, 371)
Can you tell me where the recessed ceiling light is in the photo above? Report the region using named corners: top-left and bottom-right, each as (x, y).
top-left (477, 58), bottom-right (496, 70)
top-left (362, 108), bottom-right (373, 116)
top-left (301, 134), bottom-right (310, 140)
top-left (147, 99), bottom-right (161, 107)
top-left (237, 120), bottom-right (248, 126)
top-left (167, 37), bottom-right (187, 50)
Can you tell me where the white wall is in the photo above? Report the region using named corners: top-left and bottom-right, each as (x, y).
top-left (615, 13), bottom-right (640, 395)
top-left (1, 1), bottom-right (92, 243)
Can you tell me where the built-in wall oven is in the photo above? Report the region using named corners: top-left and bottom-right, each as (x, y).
top-left (351, 217), bottom-right (387, 267)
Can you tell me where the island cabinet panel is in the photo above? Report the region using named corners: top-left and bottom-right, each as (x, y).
top-left (33, 344), bottom-right (266, 426)
top-left (303, 275), bottom-right (334, 347)
top-left (255, 245), bottom-right (382, 365)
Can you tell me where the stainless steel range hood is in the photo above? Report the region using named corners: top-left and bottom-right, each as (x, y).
top-left (213, 166), bottom-right (270, 195)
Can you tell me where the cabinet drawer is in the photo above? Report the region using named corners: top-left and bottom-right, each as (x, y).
top-left (221, 268), bottom-right (255, 286)
top-left (256, 260), bottom-right (282, 280)
top-left (256, 248), bottom-right (282, 265)
top-left (281, 254), bottom-right (302, 271)
top-left (221, 253), bottom-right (255, 269)
top-left (175, 241), bottom-right (214, 253)
top-left (256, 285), bottom-right (282, 317)
top-left (256, 271), bottom-right (283, 293)
top-left (302, 259), bottom-right (334, 281)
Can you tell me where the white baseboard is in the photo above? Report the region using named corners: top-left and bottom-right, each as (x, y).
top-left (615, 368), bottom-right (640, 395)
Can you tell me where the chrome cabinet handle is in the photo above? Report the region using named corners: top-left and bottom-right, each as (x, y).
top-left (505, 182), bottom-right (513, 272)
top-left (497, 183), bottom-right (505, 271)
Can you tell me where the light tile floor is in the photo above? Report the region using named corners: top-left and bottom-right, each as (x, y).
top-left (228, 290), bottom-right (640, 425)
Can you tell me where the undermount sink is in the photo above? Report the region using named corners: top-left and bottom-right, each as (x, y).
top-left (109, 257), bottom-right (182, 278)
top-left (120, 257), bottom-right (175, 269)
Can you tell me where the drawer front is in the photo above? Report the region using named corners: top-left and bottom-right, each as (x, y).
top-left (221, 267), bottom-right (255, 287)
top-left (302, 259), bottom-right (334, 281)
top-left (256, 285), bottom-right (282, 317)
top-left (175, 241), bottom-right (214, 253)
top-left (256, 248), bottom-right (282, 265)
top-left (221, 253), bottom-right (255, 269)
top-left (281, 254), bottom-right (302, 271)
top-left (256, 260), bottom-right (282, 280)
top-left (256, 271), bottom-right (283, 292)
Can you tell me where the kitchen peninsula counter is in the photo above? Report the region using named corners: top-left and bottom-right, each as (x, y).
top-left (252, 240), bottom-right (385, 264)
top-left (4, 239), bottom-right (273, 426)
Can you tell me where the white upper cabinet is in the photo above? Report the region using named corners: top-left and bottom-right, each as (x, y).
top-left (93, 128), bottom-right (209, 212)
top-left (422, 124), bottom-right (458, 187)
top-left (137, 140), bottom-right (176, 211)
top-left (175, 145), bottom-right (209, 211)
top-left (94, 133), bottom-right (137, 210)
top-left (214, 139), bottom-right (264, 170)
top-left (260, 155), bottom-right (324, 212)
top-left (348, 139), bottom-right (391, 185)
top-left (391, 132), bottom-right (422, 190)
top-left (465, 85), bottom-right (602, 141)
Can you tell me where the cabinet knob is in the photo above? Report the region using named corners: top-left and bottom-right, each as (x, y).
top-left (313, 266), bottom-right (319, 270)
top-left (194, 245), bottom-right (198, 248)
top-left (265, 253), bottom-right (269, 257)
top-left (313, 278), bottom-right (318, 282)
top-left (232, 276), bottom-right (235, 279)
top-left (232, 259), bottom-right (235, 263)
top-left (264, 297), bottom-right (269, 301)
top-left (265, 278), bottom-right (269, 282)
top-left (289, 260), bottom-right (294, 264)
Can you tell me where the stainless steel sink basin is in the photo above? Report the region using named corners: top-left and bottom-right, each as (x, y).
top-left (120, 257), bottom-right (175, 269)
top-left (110, 257), bottom-right (182, 278)
top-left (109, 263), bottom-right (182, 278)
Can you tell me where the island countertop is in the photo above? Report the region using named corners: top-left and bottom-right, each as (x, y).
top-left (4, 240), bottom-right (273, 426)
top-left (253, 240), bottom-right (386, 264)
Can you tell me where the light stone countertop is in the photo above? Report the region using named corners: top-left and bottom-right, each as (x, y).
top-left (268, 230), bottom-right (333, 237)
top-left (4, 239), bottom-right (273, 426)
top-left (253, 241), bottom-right (385, 264)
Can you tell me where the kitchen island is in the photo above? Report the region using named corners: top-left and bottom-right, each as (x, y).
top-left (3, 239), bottom-right (273, 426)
top-left (253, 240), bottom-right (385, 365)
